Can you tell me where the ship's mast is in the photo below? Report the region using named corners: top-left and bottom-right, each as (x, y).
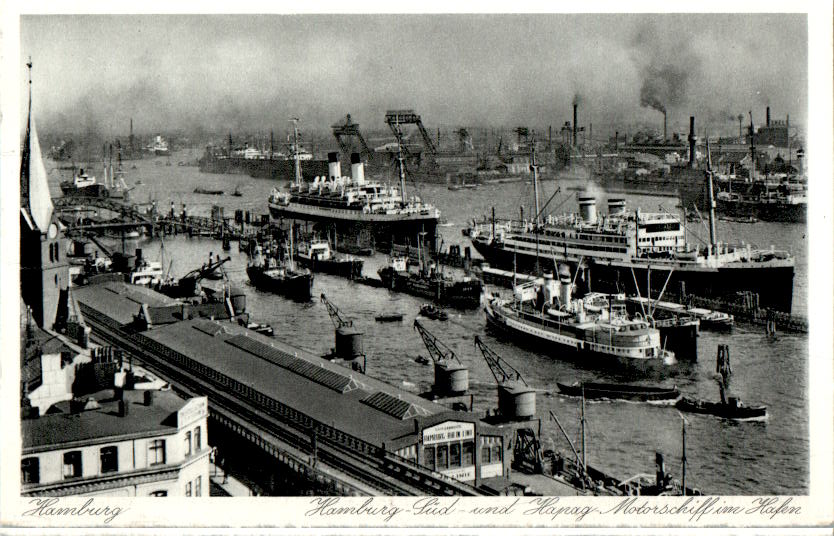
top-left (291, 118), bottom-right (302, 186)
top-left (395, 120), bottom-right (407, 206)
top-left (706, 137), bottom-right (717, 254)
top-left (531, 138), bottom-right (541, 223)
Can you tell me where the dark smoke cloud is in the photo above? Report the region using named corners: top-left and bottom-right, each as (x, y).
top-left (21, 14), bottom-right (807, 142)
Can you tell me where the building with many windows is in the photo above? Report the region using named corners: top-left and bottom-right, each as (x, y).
top-left (22, 388), bottom-right (210, 497)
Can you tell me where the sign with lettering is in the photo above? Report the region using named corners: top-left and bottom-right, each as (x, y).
top-left (440, 466), bottom-right (475, 481)
top-left (177, 397), bottom-right (208, 427)
top-left (422, 421), bottom-right (474, 446)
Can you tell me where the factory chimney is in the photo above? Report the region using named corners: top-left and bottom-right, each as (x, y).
top-left (614, 131), bottom-right (619, 151)
top-left (738, 115), bottom-right (743, 143)
top-left (573, 104), bottom-right (578, 148)
top-left (688, 116), bottom-right (696, 169)
top-left (766, 106), bottom-right (771, 127)
top-left (663, 110), bottom-right (667, 142)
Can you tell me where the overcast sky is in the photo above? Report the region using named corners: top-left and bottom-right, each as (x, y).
top-left (21, 14), bottom-right (807, 138)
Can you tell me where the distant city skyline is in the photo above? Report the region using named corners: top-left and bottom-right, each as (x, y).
top-left (21, 14), bottom-right (807, 139)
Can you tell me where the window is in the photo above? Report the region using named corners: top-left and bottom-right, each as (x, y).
top-left (195, 476), bottom-right (202, 497)
top-left (63, 451), bottom-right (82, 479)
top-left (100, 446), bottom-right (118, 473)
top-left (193, 426), bottom-right (201, 451)
top-left (436, 445), bottom-right (448, 470)
top-left (21, 457), bottom-right (39, 484)
top-left (491, 445), bottom-right (502, 463)
top-left (449, 443), bottom-right (461, 468)
top-left (148, 439), bottom-right (166, 466)
top-left (423, 446), bottom-right (436, 471)
top-left (149, 490), bottom-right (168, 497)
top-left (184, 431), bottom-right (192, 457)
top-left (185, 481), bottom-right (192, 497)
top-left (481, 445), bottom-right (491, 463)
top-left (463, 441), bottom-right (474, 466)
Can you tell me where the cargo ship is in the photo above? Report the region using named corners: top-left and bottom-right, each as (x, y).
top-left (198, 126), bottom-right (329, 180)
top-left (469, 137), bottom-right (795, 312)
top-left (715, 178), bottom-right (807, 223)
top-left (268, 124), bottom-right (440, 252)
top-left (378, 254), bottom-right (482, 308)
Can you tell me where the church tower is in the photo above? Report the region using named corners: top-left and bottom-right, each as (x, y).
top-left (20, 58), bottom-right (68, 329)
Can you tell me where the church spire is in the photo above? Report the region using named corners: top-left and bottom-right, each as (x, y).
top-left (20, 57), bottom-right (54, 232)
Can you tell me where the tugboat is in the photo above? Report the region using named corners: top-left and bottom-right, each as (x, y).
top-left (676, 375), bottom-right (767, 421)
top-left (246, 241), bottom-right (313, 302)
top-left (294, 237), bottom-right (363, 280)
top-left (60, 168), bottom-right (109, 198)
top-left (194, 186), bottom-right (224, 195)
top-left (378, 234), bottom-right (482, 308)
top-left (419, 303), bottom-right (448, 321)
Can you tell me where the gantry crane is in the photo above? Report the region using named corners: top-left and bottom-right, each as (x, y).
top-left (331, 113), bottom-right (373, 160)
top-left (385, 109), bottom-right (436, 156)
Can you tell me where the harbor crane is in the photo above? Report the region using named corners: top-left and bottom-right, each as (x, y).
top-left (320, 292), bottom-right (352, 329)
top-left (331, 113), bottom-right (373, 160)
top-left (473, 335), bottom-right (528, 387)
top-left (413, 319), bottom-right (469, 396)
top-left (385, 110), bottom-right (436, 156)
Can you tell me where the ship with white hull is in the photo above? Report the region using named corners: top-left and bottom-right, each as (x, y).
top-left (268, 122), bottom-right (440, 251)
top-left (470, 122), bottom-right (795, 313)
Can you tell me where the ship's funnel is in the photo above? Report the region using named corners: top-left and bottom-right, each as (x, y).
top-left (608, 198), bottom-right (626, 216)
top-left (578, 195), bottom-right (597, 224)
top-left (558, 264), bottom-right (572, 306)
top-left (350, 152), bottom-right (364, 184)
top-left (542, 272), bottom-right (560, 306)
top-left (328, 152), bottom-right (341, 179)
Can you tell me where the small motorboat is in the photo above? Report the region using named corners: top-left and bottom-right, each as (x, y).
top-left (375, 313), bottom-right (404, 322)
top-left (232, 185), bottom-right (244, 197)
top-left (414, 355), bottom-right (431, 365)
top-left (556, 382), bottom-right (680, 403)
top-left (194, 186), bottom-right (224, 195)
top-left (419, 303), bottom-right (448, 321)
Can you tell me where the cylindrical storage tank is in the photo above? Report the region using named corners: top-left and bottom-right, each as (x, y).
top-left (558, 264), bottom-right (572, 306)
top-left (229, 285), bottom-right (246, 313)
top-left (350, 153), bottom-right (364, 183)
top-left (433, 362), bottom-right (469, 396)
top-left (578, 195), bottom-right (597, 224)
top-left (498, 382), bottom-right (536, 420)
top-left (608, 198), bottom-right (626, 216)
top-left (328, 152), bottom-right (341, 179)
top-left (335, 327), bottom-right (363, 360)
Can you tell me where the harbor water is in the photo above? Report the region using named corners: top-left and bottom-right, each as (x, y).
top-left (55, 152), bottom-right (808, 495)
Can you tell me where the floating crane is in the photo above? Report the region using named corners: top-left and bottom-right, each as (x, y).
top-left (413, 319), bottom-right (468, 396)
top-left (320, 293), bottom-right (364, 365)
top-left (473, 336), bottom-right (535, 420)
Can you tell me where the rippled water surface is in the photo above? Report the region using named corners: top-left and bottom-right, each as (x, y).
top-left (54, 152), bottom-right (808, 494)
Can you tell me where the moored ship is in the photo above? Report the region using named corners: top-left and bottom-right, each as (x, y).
top-left (246, 244), bottom-right (313, 301)
top-left (378, 255), bottom-right (482, 308)
top-left (470, 160), bottom-right (795, 312)
top-left (268, 121), bottom-right (441, 252)
top-left (294, 238), bottom-right (363, 280)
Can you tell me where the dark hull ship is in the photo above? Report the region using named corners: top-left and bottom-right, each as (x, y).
top-left (556, 382), bottom-right (680, 402)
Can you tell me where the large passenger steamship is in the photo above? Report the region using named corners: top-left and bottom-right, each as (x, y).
top-left (469, 131), bottom-right (795, 313)
top-left (268, 125), bottom-right (440, 251)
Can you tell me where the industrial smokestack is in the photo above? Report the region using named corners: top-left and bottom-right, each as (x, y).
top-left (614, 131), bottom-right (619, 151)
top-left (663, 110), bottom-right (667, 142)
top-left (766, 106), bottom-right (771, 127)
top-left (738, 115), bottom-right (743, 143)
top-left (688, 116), bottom-right (696, 169)
top-left (573, 104), bottom-right (578, 147)
top-left (327, 152), bottom-right (341, 179)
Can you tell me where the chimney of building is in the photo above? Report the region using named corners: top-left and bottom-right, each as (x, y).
top-left (766, 106), bottom-right (771, 127)
top-left (573, 104), bottom-right (578, 147)
top-left (663, 110), bottom-right (668, 142)
top-left (118, 399), bottom-right (129, 417)
top-left (144, 390), bottom-right (154, 406)
top-left (688, 116), bottom-right (697, 169)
